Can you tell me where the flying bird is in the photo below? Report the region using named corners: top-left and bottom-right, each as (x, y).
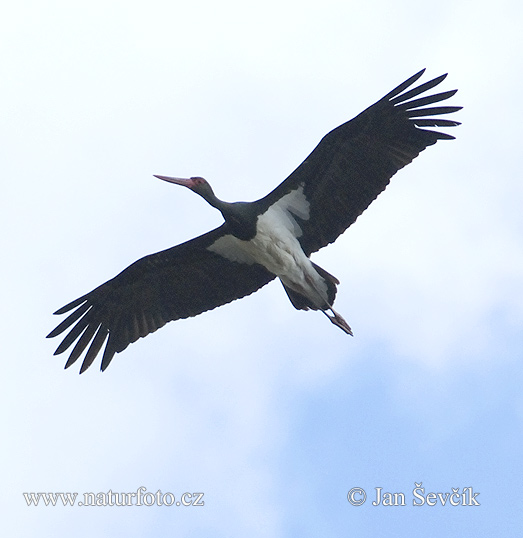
top-left (48, 69), bottom-right (461, 373)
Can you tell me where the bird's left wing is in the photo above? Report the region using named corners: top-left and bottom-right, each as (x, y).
top-left (256, 69), bottom-right (461, 256)
top-left (47, 225), bottom-right (275, 373)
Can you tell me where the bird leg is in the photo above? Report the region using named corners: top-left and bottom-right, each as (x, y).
top-left (322, 308), bottom-right (353, 336)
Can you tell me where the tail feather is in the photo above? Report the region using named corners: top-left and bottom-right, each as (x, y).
top-left (281, 262), bottom-right (339, 311)
top-left (282, 284), bottom-right (312, 310)
top-left (311, 262), bottom-right (338, 306)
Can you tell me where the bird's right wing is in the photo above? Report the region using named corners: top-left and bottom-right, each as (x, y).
top-left (47, 225), bottom-right (275, 373)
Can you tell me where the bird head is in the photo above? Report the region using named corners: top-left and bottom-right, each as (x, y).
top-left (154, 175), bottom-right (217, 204)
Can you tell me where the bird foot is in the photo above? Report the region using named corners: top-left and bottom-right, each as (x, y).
top-left (324, 308), bottom-right (353, 336)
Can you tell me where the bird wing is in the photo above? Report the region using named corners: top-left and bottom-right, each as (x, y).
top-left (257, 69), bottom-right (461, 256)
top-left (47, 225), bottom-right (275, 373)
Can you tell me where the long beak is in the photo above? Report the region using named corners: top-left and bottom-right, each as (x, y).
top-left (153, 175), bottom-right (194, 187)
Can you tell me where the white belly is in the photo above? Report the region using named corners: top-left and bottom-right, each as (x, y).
top-left (208, 186), bottom-right (330, 309)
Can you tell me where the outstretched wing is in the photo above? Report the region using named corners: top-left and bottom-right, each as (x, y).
top-left (47, 225), bottom-right (275, 373)
top-left (257, 69), bottom-right (461, 255)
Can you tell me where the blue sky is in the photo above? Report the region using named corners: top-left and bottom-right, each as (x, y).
top-left (2, 0), bottom-right (523, 536)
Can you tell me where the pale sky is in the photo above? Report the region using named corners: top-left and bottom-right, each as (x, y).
top-left (2, 1), bottom-right (523, 536)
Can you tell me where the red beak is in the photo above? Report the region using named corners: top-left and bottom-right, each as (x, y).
top-left (153, 175), bottom-right (196, 187)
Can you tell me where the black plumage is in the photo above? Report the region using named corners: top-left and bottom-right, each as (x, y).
top-left (48, 69), bottom-right (461, 373)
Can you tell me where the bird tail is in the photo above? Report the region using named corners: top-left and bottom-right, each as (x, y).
top-left (281, 262), bottom-right (339, 311)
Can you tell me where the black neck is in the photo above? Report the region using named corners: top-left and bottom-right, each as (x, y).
top-left (197, 188), bottom-right (258, 241)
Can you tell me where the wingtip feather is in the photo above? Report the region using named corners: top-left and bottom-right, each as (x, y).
top-left (53, 296), bottom-right (88, 315)
top-left (384, 69), bottom-right (426, 100)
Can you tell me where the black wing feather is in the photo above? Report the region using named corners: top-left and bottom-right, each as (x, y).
top-left (257, 69), bottom-right (461, 255)
top-left (48, 225), bottom-right (274, 373)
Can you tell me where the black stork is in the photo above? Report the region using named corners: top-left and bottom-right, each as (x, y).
top-left (48, 69), bottom-right (461, 373)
